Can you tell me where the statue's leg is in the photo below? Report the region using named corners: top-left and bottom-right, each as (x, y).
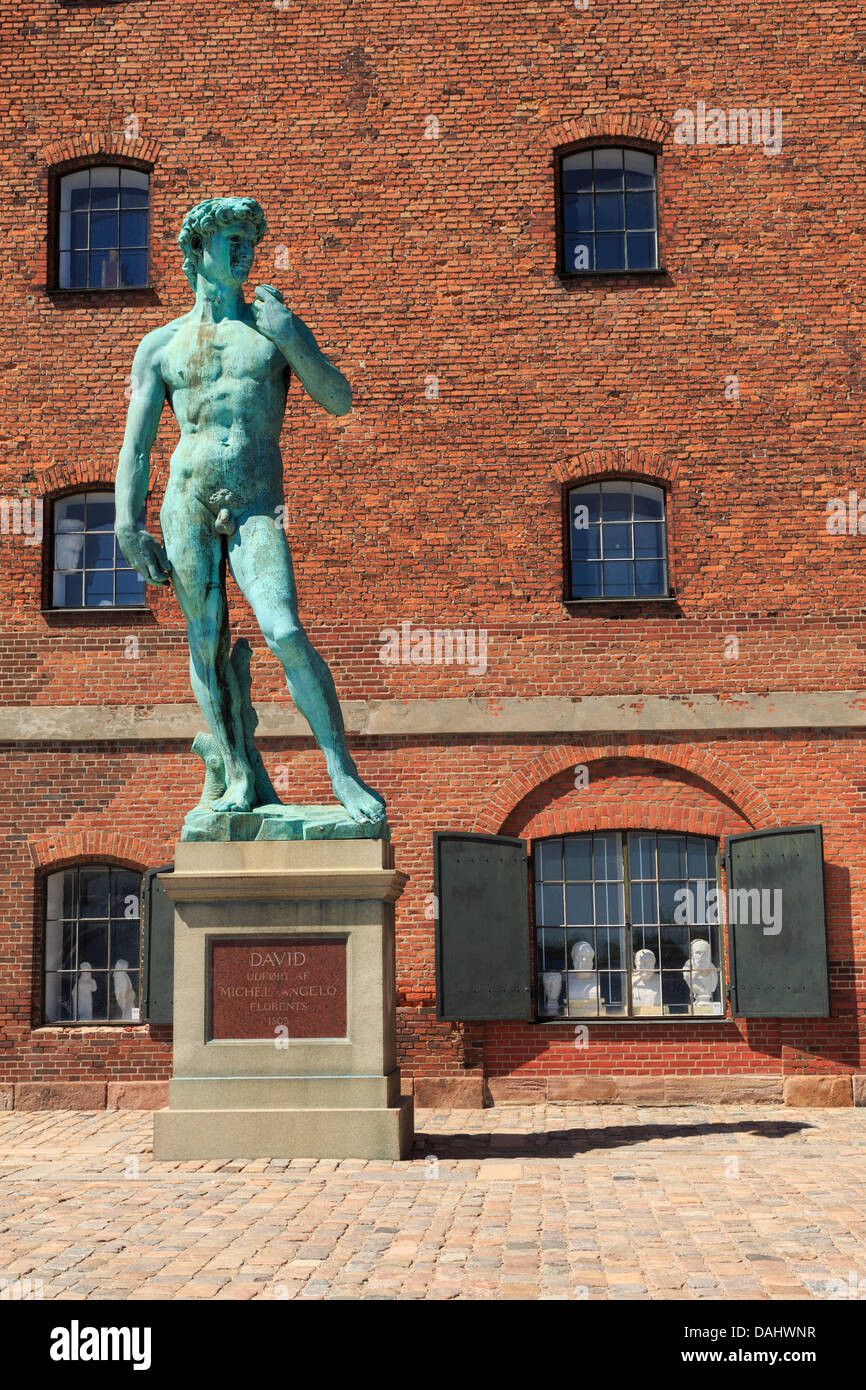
top-left (162, 499), bottom-right (257, 813)
top-left (228, 513), bottom-right (386, 826)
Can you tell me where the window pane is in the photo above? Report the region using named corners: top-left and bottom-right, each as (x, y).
top-left (79, 921), bottom-right (109, 970)
top-left (633, 483), bottom-right (664, 519)
top-left (626, 233), bottom-right (656, 269)
top-left (626, 193), bottom-right (655, 230)
top-left (111, 969), bottom-right (140, 1021)
top-left (565, 882), bottom-right (594, 924)
top-left (120, 168), bottom-right (149, 205)
top-left (595, 927), bottom-right (625, 969)
top-left (120, 210), bottom-right (148, 247)
top-left (595, 193), bottom-right (624, 231)
top-left (594, 833), bottom-right (623, 880)
top-left (562, 195), bottom-right (593, 235)
top-left (76, 970), bottom-right (108, 1021)
top-left (535, 839), bottom-right (562, 880)
top-left (631, 880), bottom-right (658, 924)
top-left (601, 482), bottom-right (631, 520)
top-left (561, 150), bottom-right (592, 192)
top-left (111, 922), bottom-right (142, 971)
top-left (571, 485), bottom-right (601, 524)
top-left (659, 881), bottom-right (682, 924)
top-left (119, 251), bottom-right (148, 287)
top-left (658, 835), bottom-right (687, 879)
top-left (45, 869), bottom-right (77, 920)
top-left (90, 210), bottom-right (118, 250)
top-left (563, 837), bottom-right (593, 880)
top-left (61, 170), bottom-right (90, 211)
top-left (634, 522), bottom-right (664, 558)
top-left (593, 148), bottom-right (623, 189)
top-left (538, 927), bottom-right (566, 971)
top-left (603, 560), bottom-right (632, 596)
top-left (85, 532), bottom-right (115, 568)
top-left (53, 570), bottom-right (83, 606)
top-left (595, 881), bottom-right (624, 925)
top-left (59, 212), bottom-right (72, 251)
top-left (90, 166), bottom-right (120, 207)
top-left (45, 919), bottom-right (76, 970)
top-left (80, 868), bottom-right (110, 917)
top-left (564, 236), bottom-right (593, 272)
top-left (625, 149), bottom-right (655, 189)
top-left (86, 493), bottom-right (115, 530)
top-left (54, 532), bottom-right (85, 572)
top-left (111, 869), bottom-right (141, 918)
top-left (59, 251), bottom-right (88, 289)
top-left (572, 562), bottom-right (602, 598)
top-left (85, 570), bottom-right (114, 606)
top-left (629, 834), bottom-right (656, 880)
top-left (603, 523), bottom-right (632, 559)
top-left (45, 973), bottom-right (75, 1023)
top-left (596, 235), bottom-right (625, 270)
top-left (115, 570), bottom-right (146, 606)
top-left (635, 560), bottom-right (665, 595)
top-left (91, 250), bottom-right (120, 289)
top-left (571, 524), bottom-right (601, 561)
top-left (660, 924), bottom-right (690, 969)
top-left (537, 882), bottom-right (564, 926)
top-left (600, 972), bottom-right (627, 1013)
top-left (687, 836), bottom-right (715, 879)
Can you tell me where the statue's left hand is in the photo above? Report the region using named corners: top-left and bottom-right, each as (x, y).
top-left (252, 284), bottom-right (294, 344)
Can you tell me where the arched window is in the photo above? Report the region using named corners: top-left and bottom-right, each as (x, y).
top-left (43, 864), bottom-right (143, 1024)
top-left (559, 146), bottom-right (658, 274)
top-left (50, 490), bottom-right (146, 608)
top-left (534, 832), bottom-right (723, 1019)
top-left (57, 166), bottom-right (149, 289)
top-left (567, 479), bottom-right (668, 599)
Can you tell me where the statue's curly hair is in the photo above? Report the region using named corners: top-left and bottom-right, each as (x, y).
top-left (177, 196), bottom-right (267, 289)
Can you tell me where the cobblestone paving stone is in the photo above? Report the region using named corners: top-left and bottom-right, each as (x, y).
top-left (0, 1105), bottom-right (864, 1301)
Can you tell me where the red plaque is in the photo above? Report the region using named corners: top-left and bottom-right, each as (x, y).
top-left (210, 937), bottom-right (347, 1040)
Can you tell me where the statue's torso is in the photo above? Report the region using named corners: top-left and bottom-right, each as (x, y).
top-left (159, 311), bottom-right (289, 509)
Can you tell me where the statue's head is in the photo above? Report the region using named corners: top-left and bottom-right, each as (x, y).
top-left (691, 939), bottom-right (710, 966)
top-left (178, 196), bottom-right (267, 291)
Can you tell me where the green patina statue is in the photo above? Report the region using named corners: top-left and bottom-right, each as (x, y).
top-left (115, 196), bottom-right (387, 837)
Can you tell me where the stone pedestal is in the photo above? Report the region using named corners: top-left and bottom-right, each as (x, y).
top-left (152, 839), bottom-right (413, 1160)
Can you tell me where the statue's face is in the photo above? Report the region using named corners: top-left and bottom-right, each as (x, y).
top-left (692, 941), bottom-right (710, 965)
top-left (199, 222), bottom-right (257, 288)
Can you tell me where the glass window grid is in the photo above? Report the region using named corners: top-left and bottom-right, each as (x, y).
top-left (569, 481), bottom-right (669, 599)
top-left (560, 147), bottom-right (659, 274)
top-left (51, 490), bottom-right (146, 609)
top-left (57, 167), bottom-right (149, 290)
top-left (43, 865), bottom-right (143, 1025)
top-left (534, 832), bottom-right (722, 1020)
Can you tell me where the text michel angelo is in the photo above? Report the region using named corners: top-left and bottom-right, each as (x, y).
top-left (218, 948), bottom-right (339, 1014)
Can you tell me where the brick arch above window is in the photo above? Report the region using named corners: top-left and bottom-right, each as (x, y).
top-left (36, 462), bottom-right (117, 496)
top-left (40, 132), bottom-right (161, 172)
top-left (472, 741), bottom-right (778, 836)
top-left (553, 448), bottom-right (677, 486)
top-left (28, 830), bottom-right (150, 873)
top-left (544, 114), bottom-right (669, 154)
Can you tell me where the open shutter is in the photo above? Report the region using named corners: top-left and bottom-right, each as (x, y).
top-left (434, 832), bottom-right (531, 1021)
top-left (141, 864), bottom-right (174, 1025)
top-left (725, 826), bottom-right (829, 1017)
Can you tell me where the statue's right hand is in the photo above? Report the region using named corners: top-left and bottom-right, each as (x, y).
top-left (115, 526), bottom-right (171, 586)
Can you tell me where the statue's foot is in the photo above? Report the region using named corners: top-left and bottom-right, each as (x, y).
top-left (330, 767), bottom-right (387, 826)
top-left (209, 771), bottom-right (257, 813)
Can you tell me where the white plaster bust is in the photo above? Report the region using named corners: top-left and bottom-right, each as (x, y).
top-left (77, 963), bottom-right (97, 1021)
top-left (632, 948), bottom-right (661, 1007)
top-left (113, 959), bottom-right (136, 1020)
top-left (541, 971), bottom-right (563, 1014)
top-left (568, 940), bottom-right (598, 1001)
top-left (682, 938), bottom-right (719, 1004)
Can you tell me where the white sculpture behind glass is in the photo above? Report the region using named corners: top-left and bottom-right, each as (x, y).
top-left (77, 962), bottom-right (97, 1021)
top-left (682, 938), bottom-right (719, 1011)
top-left (541, 970), bottom-right (563, 1015)
top-left (631, 947), bottom-right (661, 1011)
top-left (113, 959), bottom-right (136, 1021)
top-left (568, 940), bottom-right (599, 1013)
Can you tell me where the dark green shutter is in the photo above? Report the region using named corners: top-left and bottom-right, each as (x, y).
top-left (141, 864), bottom-right (174, 1025)
top-left (434, 833), bottom-right (531, 1021)
top-left (725, 826), bottom-right (829, 1017)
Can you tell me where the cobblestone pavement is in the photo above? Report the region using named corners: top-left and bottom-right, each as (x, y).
top-left (0, 1104), bottom-right (864, 1301)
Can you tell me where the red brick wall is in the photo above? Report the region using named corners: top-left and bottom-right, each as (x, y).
top-left (0, 2), bottom-right (862, 1087)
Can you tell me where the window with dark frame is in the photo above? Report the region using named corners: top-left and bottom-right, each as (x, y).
top-left (560, 147), bottom-right (658, 274)
top-left (568, 479), bottom-right (669, 600)
top-left (57, 166), bottom-right (149, 290)
top-left (43, 864), bottom-right (143, 1024)
top-left (51, 491), bottom-right (146, 609)
top-left (534, 832), bottom-right (724, 1019)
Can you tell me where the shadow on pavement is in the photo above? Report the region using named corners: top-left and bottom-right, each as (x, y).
top-left (412, 1119), bottom-right (812, 1159)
